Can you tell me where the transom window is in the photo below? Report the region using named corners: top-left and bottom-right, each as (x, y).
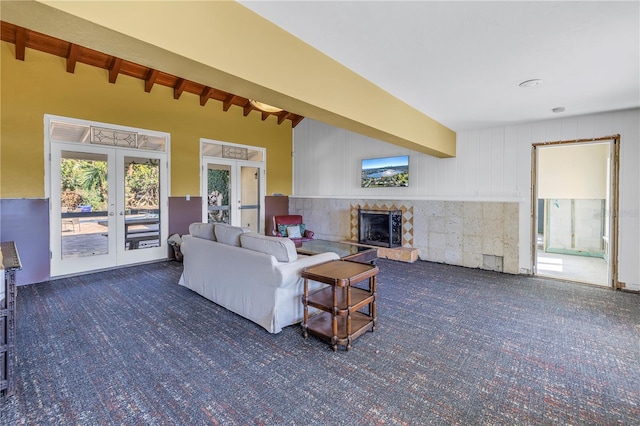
top-left (50, 120), bottom-right (166, 152)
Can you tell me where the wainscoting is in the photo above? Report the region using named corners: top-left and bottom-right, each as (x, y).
top-left (290, 197), bottom-right (519, 274)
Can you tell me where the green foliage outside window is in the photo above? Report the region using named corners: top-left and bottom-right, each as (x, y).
top-left (60, 158), bottom-right (159, 211)
top-left (207, 169), bottom-right (229, 205)
top-left (125, 161), bottom-right (159, 209)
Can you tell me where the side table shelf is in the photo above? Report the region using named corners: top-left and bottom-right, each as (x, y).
top-left (1, 241), bottom-right (21, 398)
top-left (301, 260), bottom-right (378, 351)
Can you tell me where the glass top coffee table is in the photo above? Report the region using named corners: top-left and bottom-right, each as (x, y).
top-left (296, 240), bottom-right (377, 264)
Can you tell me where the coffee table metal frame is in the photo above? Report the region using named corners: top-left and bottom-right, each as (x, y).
top-left (296, 239), bottom-right (377, 264)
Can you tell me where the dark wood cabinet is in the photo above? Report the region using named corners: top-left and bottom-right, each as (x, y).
top-left (264, 195), bottom-right (288, 236)
top-left (1, 241), bottom-right (21, 397)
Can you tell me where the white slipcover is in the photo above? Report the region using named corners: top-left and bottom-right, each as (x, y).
top-left (178, 230), bottom-right (339, 334)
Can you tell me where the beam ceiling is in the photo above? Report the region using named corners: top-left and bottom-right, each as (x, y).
top-left (1, 0), bottom-right (456, 158)
top-left (0, 22), bottom-right (304, 127)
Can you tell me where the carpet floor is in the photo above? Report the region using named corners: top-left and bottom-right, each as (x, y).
top-left (1, 259), bottom-right (638, 425)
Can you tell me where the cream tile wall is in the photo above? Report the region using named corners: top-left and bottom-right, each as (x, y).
top-left (290, 197), bottom-right (520, 274)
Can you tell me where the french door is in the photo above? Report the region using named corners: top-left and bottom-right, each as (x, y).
top-left (202, 158), bottom-right (265, 232)
top-left (200, 139), bottom-right (265, 232)
top-left (48, 118), bottom-right (168, 277)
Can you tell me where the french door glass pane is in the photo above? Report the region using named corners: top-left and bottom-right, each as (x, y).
top-left (60, 151), bottom-right (109, 259)
top-left (124, 155), bottom-right (161, 250)
top-left (207, 164), bottom-right (231, 224)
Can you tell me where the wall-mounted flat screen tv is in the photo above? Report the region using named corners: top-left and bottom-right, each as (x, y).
top-left (361, 155), bottom-right (409, 188)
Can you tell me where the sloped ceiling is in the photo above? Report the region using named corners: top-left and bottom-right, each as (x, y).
top-left (4, 1), bottom-right (637, 155)
top-left (241, 1), bottom-right (640, 131)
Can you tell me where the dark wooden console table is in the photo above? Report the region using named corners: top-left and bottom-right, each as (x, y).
top-left (1, 241), bottom-right (21, 397)
top-left (301, 260), bottom-right (378, 351)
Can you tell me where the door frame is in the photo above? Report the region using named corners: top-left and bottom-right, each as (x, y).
top-left (200, 139), bottom-right (266, 232)
top-left (45, 115), bottom-right (170, 278)
top-left (200, 157), bottom-right (266, 231)
top-left (531, 135), bottom-right (621, 288)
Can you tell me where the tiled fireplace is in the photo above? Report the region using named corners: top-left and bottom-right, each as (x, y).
top-left (358, 209), bottom-right (403, 248)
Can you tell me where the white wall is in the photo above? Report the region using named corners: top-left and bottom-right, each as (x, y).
top-left (538, 143), bottom-right (609, 199)
top-left (293, 108), bottom-right (640, 290)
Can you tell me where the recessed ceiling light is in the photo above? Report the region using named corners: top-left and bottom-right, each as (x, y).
top-left (519, 79), bottom-right (543, 88)
top-left (552, 107), bottom-right (565, 113)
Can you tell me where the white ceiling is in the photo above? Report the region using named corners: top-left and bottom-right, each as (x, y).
top-left (240, 1), bottom-right (640, 132)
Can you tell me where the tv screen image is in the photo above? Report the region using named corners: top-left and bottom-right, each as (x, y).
top-left (361, 155), bottom-right (409, 188)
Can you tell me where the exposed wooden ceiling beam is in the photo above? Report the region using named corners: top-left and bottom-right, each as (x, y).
top-left (66, 43), bottom-right (79, 73)
top-left (200, 87), bottom-right (215, 106)
top-left (222, 94), bottom-right (236, 112)
top-left (109, 57), bottom-right (122, 84)
top-left (144, 69), bottom-right (159, 93)
top-left (173, 78), bottom-right (186, 100)
top-left (0, 21), bottom-right (304, 127)
top-left (242, 101), bottom-right (252, 117)
top-left (290, 115), bottom-right (304, 127)
top-left (15, 26), bottom-right (26, 60)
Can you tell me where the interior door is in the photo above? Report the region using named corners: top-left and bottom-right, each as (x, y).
top-left (51, 144), bottom-right (167, 277)
top-left (203, 159), bottom-right (264, 232)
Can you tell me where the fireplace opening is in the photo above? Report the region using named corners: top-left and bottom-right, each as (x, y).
top-left (358, 209), bottom-right (402, 248)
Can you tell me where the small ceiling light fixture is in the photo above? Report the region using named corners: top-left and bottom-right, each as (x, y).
top-left (519, 79), bottom-right (543, 88)
top-left (552, 107), bottom-right (566, 113)
top-left (249, 100), bottom-right (283, 113)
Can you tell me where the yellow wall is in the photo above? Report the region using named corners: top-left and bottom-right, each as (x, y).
top-left (0, 41), bottom-right (293, 198)
top-left (3, 1), bottom-right (456, 158)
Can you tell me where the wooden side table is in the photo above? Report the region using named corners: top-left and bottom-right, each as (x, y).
top-left (301, 260), bottom-right (378, 351)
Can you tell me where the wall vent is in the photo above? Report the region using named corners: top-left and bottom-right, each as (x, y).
top-left (482, 254), bottom-right (504, 272)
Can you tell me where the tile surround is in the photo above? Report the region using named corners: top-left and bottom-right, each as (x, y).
top-left (349, 203), bottom-right (414, 247)
top-left (290, 197), bottom-right (519, 274)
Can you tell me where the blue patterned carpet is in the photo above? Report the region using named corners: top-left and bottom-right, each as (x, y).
top-left (1, 259), bottom-right (639, 425)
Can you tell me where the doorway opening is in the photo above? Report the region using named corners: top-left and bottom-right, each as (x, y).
top-left (532, 136), bottom-right (620, 288)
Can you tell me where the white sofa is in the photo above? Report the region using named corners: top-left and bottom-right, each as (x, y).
top-left (178, 223), bottom-right (339, 333)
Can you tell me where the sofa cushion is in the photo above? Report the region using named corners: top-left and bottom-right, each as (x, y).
top-left (189, 222), bottom-right (216, 241)
top-left (214, 223), bottom-right (250, 246)
top-left (240, 233), bottom-right (298, 263)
